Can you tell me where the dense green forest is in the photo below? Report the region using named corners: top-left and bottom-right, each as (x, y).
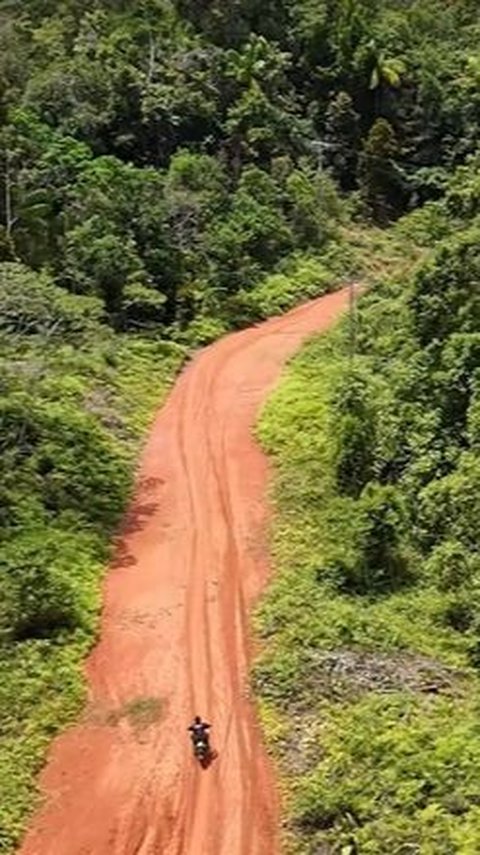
top-left (1, 0), bottom-right (480, 850)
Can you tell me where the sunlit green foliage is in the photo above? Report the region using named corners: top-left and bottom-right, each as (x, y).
top-left (255, 188), bottom-right (480, 851)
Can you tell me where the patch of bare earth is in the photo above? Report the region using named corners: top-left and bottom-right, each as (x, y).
top-left (273, 650), bottom-right (466, 777)
top-left (305, 649), bottom-right (466, 699)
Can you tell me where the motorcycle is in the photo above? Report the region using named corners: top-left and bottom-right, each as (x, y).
top-left (192, 733), bottom-right (211, 767)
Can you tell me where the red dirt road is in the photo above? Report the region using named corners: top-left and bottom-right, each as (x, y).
top-left (19, 288), bottom-right (351, 855)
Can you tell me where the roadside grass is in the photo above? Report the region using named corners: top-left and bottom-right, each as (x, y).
top-left (0, 331), bottom-right (185, 853)
top-left (254, 303), bottom-right (480, 852)
top-left (217, 209), bottom-right (429, 331)
top-left (104, 696), bottom-right (164, 732)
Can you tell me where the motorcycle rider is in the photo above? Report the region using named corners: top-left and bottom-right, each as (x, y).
top-left (188, 715), bottom-right (211, 749)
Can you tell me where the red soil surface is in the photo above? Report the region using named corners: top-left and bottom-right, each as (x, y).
top-left (19, 288), bottom-right (351, 855)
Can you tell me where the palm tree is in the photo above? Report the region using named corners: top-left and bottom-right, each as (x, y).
top-left (368, 40), bottom-right (406, 114)
top-left (226, 35), bottom-right (289, 89)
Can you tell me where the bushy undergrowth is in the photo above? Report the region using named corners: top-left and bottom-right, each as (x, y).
top-left (255, 196), bottom-right (480, 852)
top-left (0, 265), bottom-right (185, 852)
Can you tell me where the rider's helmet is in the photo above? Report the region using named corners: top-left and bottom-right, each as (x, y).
top-left (194, 715), bottom-right (202, 724)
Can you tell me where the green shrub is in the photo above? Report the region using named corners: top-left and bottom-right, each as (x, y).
top-left (418, 454), bottom-right (480, 552)
top-left (0, 263), bottom-right (103, 338)
top-left (424, 540), bottom-right (477, 592)
top-left (237, 256), bottom-right (334, 321)
top-left (331, 370), bottom-right (377, 497)
top-left (394, 202), bottom-right (452, 246)
top-left (323, 483), bottom-right (410, 596)
top-left (410, 227), bottom-right (480, 346)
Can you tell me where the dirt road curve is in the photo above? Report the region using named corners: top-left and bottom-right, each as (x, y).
top-left (19, 288), bottom-right (351, 855)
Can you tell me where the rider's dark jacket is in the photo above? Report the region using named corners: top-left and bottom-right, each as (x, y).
top-left (188, 722), bottom-right (211, 741)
